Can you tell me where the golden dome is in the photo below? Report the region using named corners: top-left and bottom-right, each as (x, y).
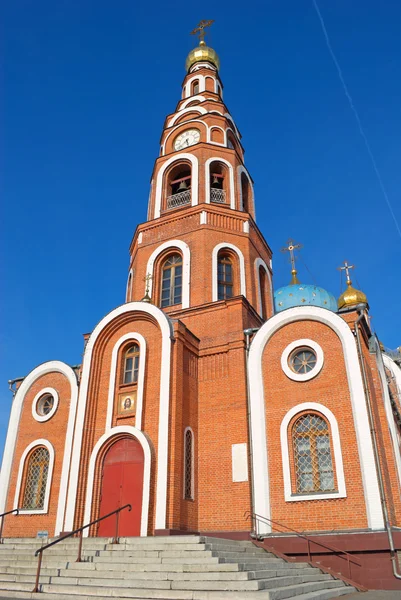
top-left (338, 281), bottom-right (368, 309)
top-left (185, 41), bottom-right (220, 72)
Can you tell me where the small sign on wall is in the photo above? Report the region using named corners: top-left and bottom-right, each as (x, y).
top-left (36, 531), bottom-right (48, 539)
top-left (232, 443), bottom-right (248, 482)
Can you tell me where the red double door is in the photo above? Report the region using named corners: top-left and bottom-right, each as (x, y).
top-left (98, 437), bottom-right (144, 537)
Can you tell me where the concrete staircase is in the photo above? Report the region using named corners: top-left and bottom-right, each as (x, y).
top-left (0, 536), bottom-right (358, 599)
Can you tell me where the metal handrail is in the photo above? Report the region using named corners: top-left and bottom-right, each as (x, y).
top-left (0, 509), bottom-right (19, 543)
top-left (33, 504), bottom-right (131, 593)
top-left (244, 511), bottom-right (361, 579)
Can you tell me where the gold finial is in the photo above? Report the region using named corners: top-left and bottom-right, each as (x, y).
top-left (141, 273), bottom-right (153, 303)
top-left (281, 239), bottom-right (303, 285)
top-left (337, 260), bottom-right (368, 309)
top-left (190, 20), bottom-right (215, 47)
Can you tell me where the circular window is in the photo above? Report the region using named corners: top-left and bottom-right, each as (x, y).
top-left (289, 348), bottom-right (317, 374)
top-left (36, 394), bottom-right (54, 416)
top-left (281, 339), bottom-right (324, 382)
top-left (32, 387), bottom-right (59, 422)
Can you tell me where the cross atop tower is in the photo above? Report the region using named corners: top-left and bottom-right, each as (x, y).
top-left (190, 20), bottom-right (215, 45)
top-left (338, 260), bottom-right (355, 286)
top-left (281, 239), bottom-right (303, 285)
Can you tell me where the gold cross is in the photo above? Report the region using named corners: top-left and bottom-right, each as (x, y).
top-left (280, 239), bottom-right (302, 272)
top-left (190, 20), bottom-right (215, 44)
top-left (338, 260), bottom-right (355, 285)
top-left (143, 273), bottom-right (153, 295)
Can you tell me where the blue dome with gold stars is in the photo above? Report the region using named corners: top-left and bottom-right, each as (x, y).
top-left (274, 283), bottom-right (337, 313)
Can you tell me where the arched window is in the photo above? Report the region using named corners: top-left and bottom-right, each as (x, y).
top-left (191, 80), bottom-right (199, 95)
top-left (161, 253), bottom-right (182, 307)
top-left (292, 413), bottom-right (335, 493)
top-left (123, 344), bottom-right (140, 384)
top-left (22, 447), bottom-right (50, 510)
top-left (184, 428), bottom-right (194, 500)
top-left (166, 163), bottom-right (191, 210)
top-left (241, 172), bottom-right (251, 212)
top-left (209, 160), bottom-right (228, 204)
top-left (259, 266), bottom-right (268, 320)
top-left (218, 253), bottom-right (233, 300)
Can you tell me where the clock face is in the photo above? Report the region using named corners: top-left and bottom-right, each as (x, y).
top-left (174, 129), bottom-right (200, 151)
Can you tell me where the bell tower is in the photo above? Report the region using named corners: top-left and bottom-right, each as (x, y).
top-left (126, 23), bottom-right (273, 328)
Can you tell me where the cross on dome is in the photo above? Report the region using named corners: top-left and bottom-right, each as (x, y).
top-left (190, 20), bottom-right (215, 46)
top-left (281, 239), bottom-right (303, 285)
top-left (338, 260), bottom-right (355, 285)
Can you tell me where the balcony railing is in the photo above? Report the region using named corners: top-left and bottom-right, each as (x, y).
top-left (166, 189), bottom-right (191, 209)
top-left (210, 188), bottom-right (226, 204)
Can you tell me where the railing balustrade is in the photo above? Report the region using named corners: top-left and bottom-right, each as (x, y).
top-left (166, 189), bottom-right (191, 209)
top-left (0, 508), bottom-right (19, 543)
top-left (210, 188), bottom-right (226, 204)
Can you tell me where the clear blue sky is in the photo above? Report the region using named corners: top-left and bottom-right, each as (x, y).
top-left (1, 1), bottom-right (401, 462)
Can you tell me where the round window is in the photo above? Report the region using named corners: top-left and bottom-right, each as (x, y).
top-left (36, 394), bottom-right (54, 416)
top-left (289, 348), bottom-right (317, 374)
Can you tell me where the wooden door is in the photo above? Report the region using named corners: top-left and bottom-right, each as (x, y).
top-left (97, 437), bottom-right (144, 537)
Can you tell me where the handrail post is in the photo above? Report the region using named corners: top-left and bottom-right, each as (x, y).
top-left (76, 530), bottom-right (83, 563)
top-left (113, 509), bottom-right (120, 544)
top-left (347, 554), bottom-right (351, 579)
top-left (0, 516), bottom-right (4, 544)
top-left (307, 538), bottom-right (311, 562)
top-left (33, 551), bottom-right (42, 593)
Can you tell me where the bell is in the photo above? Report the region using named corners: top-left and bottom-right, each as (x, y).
top-left (212, 174), bottom-right (220, 187)
top-left (178, 179), bottom-right (188, 191)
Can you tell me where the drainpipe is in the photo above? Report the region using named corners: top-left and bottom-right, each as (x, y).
top-left (354, 304), bottom-right (401, 579)
top-left (244, 327), bottom-right (260, 532)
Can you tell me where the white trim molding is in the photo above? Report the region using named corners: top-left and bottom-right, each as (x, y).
top-left (248, 306), bottom-right (384, 534)
top-left (0, 361), bottom-right (79, 536)
top-left (205, 157), bottom-right (235, 209)
top-left (154, 153), bottom-right (199, 218)
top-left (212, 243), bottom-right (246, 301)
top-left (13, 439), bottom-right (55, 514)
top-left (106, 333), bottom-right (147, 431)
top-left (125, 269), bottom-right (133, 303)
top-left (167, 106), bottom-right (207, 128)
top-left (183, 427), bottom-right (195, 500)
top-left (31, 387), bottom-right (59, 422)
top-left (184, 74), bottom-right (206, 98)
top-left (280, 403), bottom-right (347, 502)
top-left (180, 95), bottom-right (206, 109)
top-left (238, 166), bottom-right (255, 217)
top-left (254, 258), bottom-right (273, 320)
top-left (380, 354), bottom-right (401, 488)
top-left (83, 426), bottom-right (151, 537)
top-left (281, 339), bottom-right (324, 382)
top-left (64, 302), bottom-right (173, 533)
top-left (146, 239), bottom-right (191, 309)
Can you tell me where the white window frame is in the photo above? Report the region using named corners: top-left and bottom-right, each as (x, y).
top-left (212, 243), bottom-right (246, 301)
top-left (280, 403), bottom-right (346, 502)
top-left (14, 439), bottom-right (55, 514)
top-left (31, 387), bottom-right (59, 422)
top-left (281, 339), bottom-right (324, 382)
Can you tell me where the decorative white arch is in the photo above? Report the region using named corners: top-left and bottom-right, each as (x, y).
top-left (13, 439), bottom-right (55, 515)
top-left (83, 426), bottom-right (151, 537)
top-left (224, 113), bottom-right (240, 137)
top-left (380, 354), bottom-right (401, 488)
top-left (161, 121), bottom-right (208, 156)
top-left (205, 157), bottom-right (235, 209)
top-left (190, 62), bottom-right (216, 73)
top-left (238, 165), bottom-right (255, 217)
top-left (254, 258), bottom-right (273, 319)
top-left (208, 126), bottom-right (226, 146)
top-left (280, 403), bottom-right (346, 502)
top-left (183, 426), bottom-right (195, 500)
top-left (154, 153), bottom-right (199, 218)
top-left (146, 239), bottom-right (191, 309)
top-left (248, 306), bottom-right (383, 534)
top-left (64, 302), bottom-right (173, 532)
top-left (180, 95), bottom-right (207, 109)
top-left (184, 74), bottom-right (206, 98)
top-left (168, 106), bottom-right (207, 128)
top-left (0, 360), bottom-right (78, 536)
top-left (212, 242), bottom-right (246, 301)
top-left (106, 332), bottom-right (147, 431)
top-left (125, 269), bottom-right (133, 302)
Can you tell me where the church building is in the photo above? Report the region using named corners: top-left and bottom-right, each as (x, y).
top-left (1, 22), bottom-right (401, 589)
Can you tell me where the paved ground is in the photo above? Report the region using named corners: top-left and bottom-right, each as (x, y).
top-left (342, 593), bottom-right (401, 599)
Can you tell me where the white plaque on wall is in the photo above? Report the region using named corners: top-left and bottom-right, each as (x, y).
top-left (232, 443), bottom-right (248, 482)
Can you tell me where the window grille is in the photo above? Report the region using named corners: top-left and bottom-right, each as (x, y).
top-left (217, 254), bottom-right (233, 300)
top-left (22, 447), bottom-right (50, 510)
top-left (293, 413), bottom-right (335, 493)
top-left (210, 188), bottom-right (226, 204)
top-left (36, 394), bottom-right (54, 416)
top-left (123, 344), bottom-right (140, 384)
top-left (161, 254), bottom-right (182, 307)
top-left (184, 429), bottom-right (193, 499)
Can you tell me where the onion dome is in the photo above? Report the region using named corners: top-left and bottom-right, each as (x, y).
top-left (338, 281), bottom-right (368, 310)
top-left (274, 283), bottom-right (338, 313)
top-left (186, 40), bottom-right (220, 72)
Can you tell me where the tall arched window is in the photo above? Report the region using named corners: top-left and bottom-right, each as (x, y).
top-left (218, 253), bottom-right (233, 300)
top-left (241, 172), bottom-right (251, 212)
top-left (292, 413), bottom-right (335, 493)
top-left (259, 266), bottom-right (268, 320)
top-left (166, 164), bottom-right (191, 210)
top-left (184, 428), bottom-right (194, 500)
top-left (161, 254), bottom-right (182, 307)
top-left (191, 80), bottom-right (200, 95)
top-left (209, 160), bottom-right (228, 204)
top-left (123, 344), bottom-right (140, 384)
top-left (22, 447), bottom-right (50, 510)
